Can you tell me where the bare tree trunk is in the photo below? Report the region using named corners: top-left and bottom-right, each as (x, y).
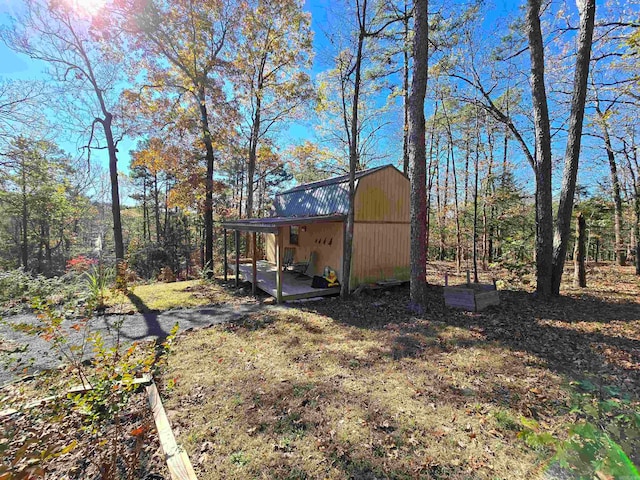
top-left (154, 172), bottom-right (161, 243)
top-left (425, 109), bottom-right (438, 255)
top-left (198, 87), bottom-right (215, 276)
top-left (402, 0), bottom-right (410, 175)
top-left (595, 104), bottom-right (625, 266)
top-left (550, 0), bottom-right (596, 295)
top-left (341, 0), bottom-right (367, 297)
top-left (472, 112), bottom-right (480, 283)
top-left (441, 100), bottom-right (461, 272)
top-left (21, 156), bottom-right (28, 269)
top-left (408, 0), bottom-right (428, 304)
top-left (103, 114), bottom-right (125, 262)
top-left (526, 0), bottom-right (554, 297)
top-left (247, 91), bottom-right (261, 221)
top-left (481, 122), bottom-right (495, 270)
top-left (573, 212), bottom-right (586, 287)
top-left (623, 137), bottom-right (640, 275)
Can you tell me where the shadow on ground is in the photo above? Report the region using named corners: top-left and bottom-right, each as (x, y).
top-left (300, 284), bottom-right (640, 398)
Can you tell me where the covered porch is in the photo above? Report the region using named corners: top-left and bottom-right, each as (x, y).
top-left (237, 261), bottom-right (340, 301)
top-left (221, 214), bottom-right (345, 303)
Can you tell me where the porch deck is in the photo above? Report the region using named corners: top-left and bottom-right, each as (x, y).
top-left (237, 260), bottom-right (340, 301)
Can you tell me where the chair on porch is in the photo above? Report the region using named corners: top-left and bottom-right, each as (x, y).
top-left (283, 247), bottom-right (295, 270)
top-left (293, 251), bottom-right (317, 277)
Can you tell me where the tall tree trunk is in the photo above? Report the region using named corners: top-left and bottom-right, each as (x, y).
top-left (21, 156), bottom-right (28, 269)
top-left (341, 0), bottom-right (366, 298)
top-left (441, 100), bottom-right (461, 272)
top-left (154, 172), bottom-right (161, 243)
top-left (623, 138), bottom-right (640, 275)
top-left (550, 0), bottom-right (596, 295)
top-left (142, 175), bottom-right (148, 242)
top-left (402, 1), bottom-right (410, 175)
top-left (408, 0), bottom-right (428, 304)
top-left (425, 109), bottom-right (438, 255)
top-left (247, 91), bottom-right (262, 221)
top-left (472, 112), bottom-right (480, 283)
top-left (595, 104), bottom-right (625, 266)
top-left (102, 113), bottom-right (125, 261)
top-left (526, 0), bottom-right (554, 297)
top-left (573, 212), bottom-right (586, 287)
top-left (198, 87), bottom-right (215, 276)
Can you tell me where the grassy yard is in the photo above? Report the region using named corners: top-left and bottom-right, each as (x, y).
top-left (159, 265), bottom-right (640, 479)
top-left (105, 279), bottom-right (244, 313)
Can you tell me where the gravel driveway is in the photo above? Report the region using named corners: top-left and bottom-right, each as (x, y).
top-left (1, 302), bottom-right (264, 386)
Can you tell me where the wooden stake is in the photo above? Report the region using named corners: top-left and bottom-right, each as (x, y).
top-left (146, 381), bottom-right (198, 480)
top-left (234, 229), bottom-right (240, 287)
top-left (252, 232), bottom-right (257, 296)
top-left (223, 228), bottom-right (228, 282)
top-left (276, 230), bottom-right (283, 303)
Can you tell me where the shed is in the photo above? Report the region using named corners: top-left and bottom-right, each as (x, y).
top-left (222, 164), bottom-right (410, 302)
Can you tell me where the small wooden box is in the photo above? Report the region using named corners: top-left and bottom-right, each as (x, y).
top-left (443, 283), bottom-right (500, 312)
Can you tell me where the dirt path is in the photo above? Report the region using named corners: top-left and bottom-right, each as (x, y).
top-left (0, 302), bottom-right (264, 386)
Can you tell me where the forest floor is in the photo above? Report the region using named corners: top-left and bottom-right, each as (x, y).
top-left (158, 263), bottom-right (639, 479)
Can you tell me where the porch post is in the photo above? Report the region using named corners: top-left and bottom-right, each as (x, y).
top-left (275, 229), bottom-right (283, 303)
top-left (235, 229), bottom-right (240, 287)
top-left (223, 228), bottom-right (228, 282)
top-left (252, 232), bottom-right (257, 296)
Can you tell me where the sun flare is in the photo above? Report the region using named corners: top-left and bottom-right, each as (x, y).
top-left (70, 0), bottom-right (108, 16)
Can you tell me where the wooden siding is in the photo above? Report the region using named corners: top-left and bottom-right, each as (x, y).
top-left (354, 166), bottom-right (409, 223)
top-left (264, 222), bottom-right (344, 281)
top-left (351, 222), bottom-right (410, 285)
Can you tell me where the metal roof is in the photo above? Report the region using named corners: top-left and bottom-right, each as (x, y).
top-left (222, 214), bottom-right (346, 233)
top-left (273, 164), bottom-right (394, 217)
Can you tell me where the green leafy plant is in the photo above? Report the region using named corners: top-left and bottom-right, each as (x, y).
top-left (2, 296), bottom-right (179, 479)
top-left (517, 380), bottom-right (640, 479)
top-left (85, 263), bottom-right (114, 310)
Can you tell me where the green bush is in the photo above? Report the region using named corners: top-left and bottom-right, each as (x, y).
top-left (0, 268), bottom-right (86, 314)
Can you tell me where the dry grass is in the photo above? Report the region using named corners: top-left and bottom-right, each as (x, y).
top-left (105, 279), bottom-right (241, 313)
top-left (158, 263), bottom-right (640, 479)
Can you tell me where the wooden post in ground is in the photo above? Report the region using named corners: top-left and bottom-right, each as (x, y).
top-left (574, 212), bottom-right (587, 287)
top-left (235, 229), bottom-right (240, 287)
top-left (252, 232), bottom-right (257, 296)
top-left (276, 229), bottom-right (283, 303)
top-left (223, 228), bottom-right (228, 282)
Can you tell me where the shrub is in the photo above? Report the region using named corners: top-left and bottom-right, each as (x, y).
top-left (2, 298), bottom-right (179, 479)
top-left (66, 255), bottom-right (97, 274)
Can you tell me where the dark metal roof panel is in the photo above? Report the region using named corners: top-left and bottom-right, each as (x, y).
top-left (274, 164), bottom-right (400, 217)
top-left (222, 214), bottom-right (346, 232)
top-left (281, 164), bottom-right (389, 194)
top-left (274, 181), bottom-right (350, 216)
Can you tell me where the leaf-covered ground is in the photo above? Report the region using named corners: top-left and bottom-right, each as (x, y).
top-left (159, 264), bottom-right (639, 479)
top-left (1, 376), bottom-right (168, 479)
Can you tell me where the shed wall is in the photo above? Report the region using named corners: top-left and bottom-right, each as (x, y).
top-left (264, 222), bottom-right (344, 280)
top-left (351, 223), bottom-right (410, 285)
top-left (351, 166), bottom-right (410, 285)
top-left (354, 167), bottom-right (410, 222)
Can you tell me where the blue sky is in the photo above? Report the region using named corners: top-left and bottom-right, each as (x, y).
top-left (0, 0), bottom-right (623, 200)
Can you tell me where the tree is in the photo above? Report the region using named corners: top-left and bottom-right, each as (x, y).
top-left (0, 80), bottom-right (45, 152)
top-left (2, 0), bottom-right (128, 261)
top-left (127, 0), bottom-right (238, 275)
top-left (574, 212), bottom-right (587, 287)
top-left (0, 137), bottom-right (80, 273)
top-left (449, 0), bottom-right (596, 296)
top-left (235, 0), bottom-right (313, 220)
top-left (325, 0), bottom-right (400, 297)
top-left (286, 141), bottom-right (334, 184)
top-left (549, 0), bottom-right (597, 295)
top-left (408, 0), bottom-right (428, 305)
